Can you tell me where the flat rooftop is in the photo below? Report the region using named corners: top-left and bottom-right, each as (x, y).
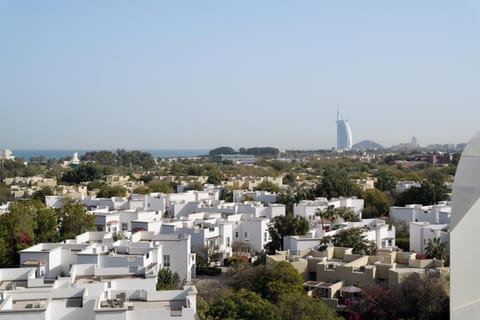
top-left (0, 281), bottom-right (28, 290)
top-left (11, 299), bottom-right (48, 311)
top-left (98, 299), bottom-right (185, 311)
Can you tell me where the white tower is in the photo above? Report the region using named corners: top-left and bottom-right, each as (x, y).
top-left (336, 110), bottom-right (352, 151)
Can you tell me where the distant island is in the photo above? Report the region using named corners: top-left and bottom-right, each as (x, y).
top-left (209, 146), bottom-right (280, 157)
top-left (351, 140), bottom-right (384, 151)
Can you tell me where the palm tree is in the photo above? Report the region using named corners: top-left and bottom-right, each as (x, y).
top-left (315, 207), bottom-right (327, 230)
top-left (316, 205), bottom-right (339, 231)
top-left (339, 207), bottom-right (361, 222)
top-left (424, 238), bottom-right (447, 261)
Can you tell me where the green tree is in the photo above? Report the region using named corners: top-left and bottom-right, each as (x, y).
top-left (221, 185), bottom-right (233, 202)
top-left (32, 186), bottom-right (54, 202)
top-left (0, 158), bottom-right (30, 179)
top-left (374, 169), bottom-right (398, 192)
top-left (207, 169), bottom-right (224, 185)
top-left (394, 272), bottom-right (449, 320)
top-left (275, 190), bottom-right (296, 215)
top-left (87, 180), bottom-right (107, 191)
top-left (395, 181), bottom-right (449, 206)
top-left (61, 163), bottom-right (107, 184)
top-left (276, 292), bottom-right (341, 320)
top-left (185, 181), bottom-right (203, 191)
top-left (451, 152), bottom-right (461, 166)
top-left (322, 228), bottom-right (377, 255)
top-left (315, 205), bottom-right (339, 230)
top-left (209, 289), bottom-right (277, 320)
top-left (97, 185), bottom-right (127, 198)
top-left (338, 207), bottom-right (361, 222)
top-left (196, 296), bottom-right (211, 320)
top-left (231, 261), bottom-right (305, 304)
top-left (132, 186), bottom-right (151, 194)
top-left (315, 168), bottom-right (361, 198)
top-left (156, 268), bottom-right (181, 290)
top-left (82, 150), bottom-right (117, 165)
top-left (266, 214), bottom-right (309, 253)
top-left (57, 200), bottom-right (94, 241)
top-left (148, 180), bottom-right (174, 193)
top-left (255, 181), bottom-right (280, 193)
top-left (425, 238), bottom-right (447, 261)
top-left (268, 160), bottom-right (293, 172)
top-left (34, 203), bottom-right (58, 243)
top-left (0, 182), bottom-right (10, 203)
top-left (282, 173), bottom-right (296, 186)
top-left (252, 261), bottom-right (304, 303)
top-left (0, 237), bottom-right (11, 267)
top-left (0, 201), bottom-right (37, 266)
top-left (362, 188), bottom-right (391, 218)
top-left (115, 149), bottom-right (156, 169)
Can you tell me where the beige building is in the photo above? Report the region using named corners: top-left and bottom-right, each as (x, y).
top-left (269, 246), bottom-right (447, 311)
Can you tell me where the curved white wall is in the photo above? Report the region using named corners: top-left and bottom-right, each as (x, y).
top-left (451, 132), bottom-right (480, 319)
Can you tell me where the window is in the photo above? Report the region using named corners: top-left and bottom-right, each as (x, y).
top-left (122, 223), bottom-right (128, 231)
top-left (244, 232), bottom-right (248, 238)
top-left (163, 255), bottom-right (170, 268)
top-left (227, 237), bottom-right (231, 247)
top-left (235, 232), bottom-right (238, 238)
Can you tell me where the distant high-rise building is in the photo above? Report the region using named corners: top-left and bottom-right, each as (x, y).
top-left (411, 136), bottom-right (418, 146)
top-left (336, 110), bottom-right (352, 151)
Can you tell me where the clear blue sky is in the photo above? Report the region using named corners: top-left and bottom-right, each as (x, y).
top-left (1, 1), bottom-right (479, 150)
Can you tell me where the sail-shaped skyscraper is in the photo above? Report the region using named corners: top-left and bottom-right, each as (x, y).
top-left (336, 110), bottom-right (352, 151)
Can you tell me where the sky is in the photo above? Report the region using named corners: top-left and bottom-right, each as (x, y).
top-left (1, 1), bottom-right (479, 150)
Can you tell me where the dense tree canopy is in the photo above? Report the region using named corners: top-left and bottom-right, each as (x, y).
top-left (394, 272), bottom-right (449, 320)
top-left (276, 291), bottom-right (341, 320)
top-left (0, 182), bottom-right (10, 203)
top-left (362, 188), bottom-right (392, 218)
top-left (32, 186), bottom-right (54, 202)
top-left (209, 289), bottom-right (277, 320)
top-left (207, 168), bottom-right (224, 185)
top-left (156, 268), bottom-right (181, 290)
top-left (374, 168), bottom-right (399, 192)
top-left (315, 168), bottom-right (362, 199)
top-left (81, 149), bottom-right (156, 169)
top-left (61, 163), bottom-right (111, 184)
top-left (425, 238), bottom-right (447, 261)
top-left (255, 181), bottom-right (280, 193)
top-left (0, 201), bottom-right (37, 265)
top-left (267, 214), bottom-right (309, 252)
top-left (147, 180), bottom-right (174, 194)
top-left (0, 200), bottom-right (70, 266)
top-left (97, 185), bottom-right (127, 198)
top-left (81, 151), bottom-right (117, 165)
top-left (0, 159), bottom-right (44, 179)
top-left (57, 200), bottom-right (95, 241)
top-left (395, 181), bottom-right (449, 206)
top-left (321, 228), bottom-right (377, 255)
top-left (202, 261), bottom-right (340, 320)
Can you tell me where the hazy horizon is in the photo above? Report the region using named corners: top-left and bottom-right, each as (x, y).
top-left (1, 1), bottom-right (479, 150)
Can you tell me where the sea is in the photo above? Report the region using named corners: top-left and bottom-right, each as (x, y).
top-left (12, 149), bottom-right (210, 160)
